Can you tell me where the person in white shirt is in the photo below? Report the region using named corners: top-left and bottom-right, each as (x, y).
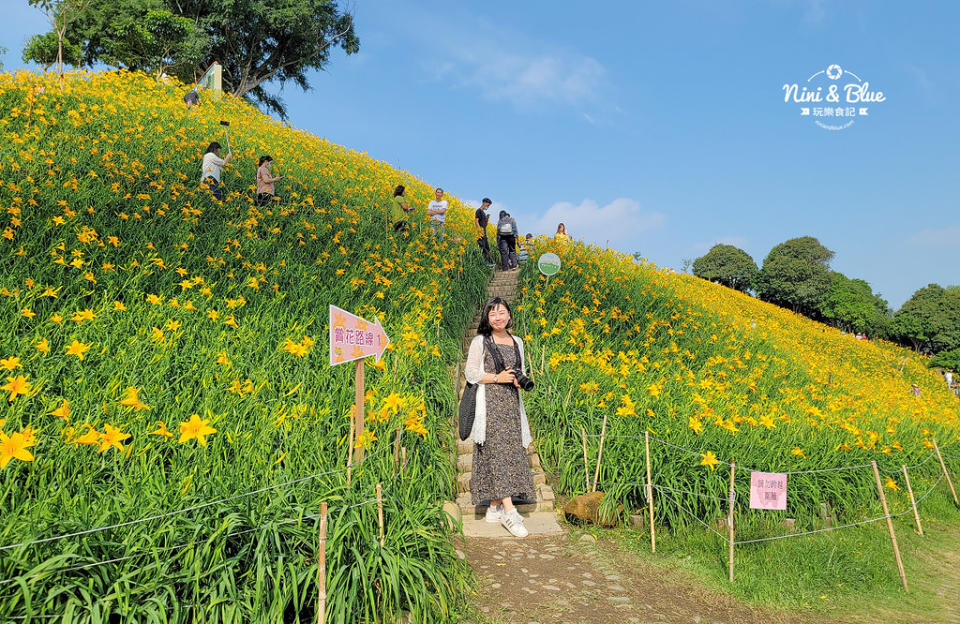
top-left (201, 141), bottom-right (232, 201)
top-left (426, 187), bottom-right (448, 237)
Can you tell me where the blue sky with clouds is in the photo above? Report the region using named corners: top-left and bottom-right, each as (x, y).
top-left (5, 1), bottom-right (957, 308)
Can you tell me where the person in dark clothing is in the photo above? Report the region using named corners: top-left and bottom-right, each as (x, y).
top-left (496, 210), bottom-right (519, 271)
top-left (184, 89), bottom-right (199, 109)
top-left (475, 198), bottom-right (494, 266)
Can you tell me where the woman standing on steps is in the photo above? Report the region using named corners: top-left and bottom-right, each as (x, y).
top-left (464, 297), bottom-right (535, 538)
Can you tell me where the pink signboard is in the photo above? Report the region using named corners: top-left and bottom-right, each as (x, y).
top-left (749, 471), bottom-right (788, 511)
top-left (328, 305), bottom-right (390, 366)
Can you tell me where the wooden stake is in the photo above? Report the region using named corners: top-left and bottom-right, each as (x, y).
top-left (645, 431), bottom-right (656, 553)
top-left (401, 446), bottom-right (407, 474)
top-left (564, 385), bottom-right (574, 410)
top-left (316, 502), bottom-right (328, 624)
top-left (346, 412), bottom-right (355, 486)
top-left (393, 425), bottom-right (401, 470)
top-left (540, 344), bottom-right (545, 375)
top-left (871, 461), bottom-right (908, 591)
top-left (592, 412), bottom-right (608, 492)
top-left (376, 482), bottom-right (385, 547)
top-left (933, 439), bottom-right (959, 505)
top-left (354, 359), bottom-right (366, 463)
top-left (580, 426), bottom-right (590, 492)
top-left (902, 465), bottom-right (923, 536)
top-left (728, 461), bottom-right (736, 583)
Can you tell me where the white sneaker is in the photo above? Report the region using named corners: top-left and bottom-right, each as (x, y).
top-left (500, 509), bottom-right (529, 538)
top-left (485, 504), bottom-right (504, 523)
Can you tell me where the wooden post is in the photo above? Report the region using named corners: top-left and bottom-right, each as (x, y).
top-left (592, 412), bottom-right (608, 492)
top-left (902, 465), bottom-right (923, 536)
top-left (346, 412), bottom-right (355, 486)
top-left (316, 501), bottom-right (328, 624)
top-left (728, 461), bottom-right (736, 583)
top-left (354, 360), bottom-right (366, 463)
top-left (872, 461), bottom-right (908, 592)
top-left (540, 344), bottom-right (545, 375)
top-left (933, 439), bottom-right (959, 505)
top-left (564, 385), bottom-right (574, 410)
top-left (580, 426), bottom-right (590, 493)
top-left (376, 482), bottom-right (385, 547)
top-left (645, 431), bottom-right (656, 553)
top-left (393, 425), bottom-right (401, 470)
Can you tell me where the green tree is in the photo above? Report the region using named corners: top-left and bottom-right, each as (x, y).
top-left (930, 348), bottom-right (960, 375)
top-left (817, 272), bottom-right (891, 338)
top-left (0, 45), bottom-right (7, 70)
top-left (28, 0), bottom-right (91, 77)
top-left (103, 9), bottom-right (205, 79)
top-left (755, 236), bottom-right (834, 316)
top-left (22, 31), bottom-right (82, 71)
top-left (55, 0), bottom-right (359, 118)
top-left (891, 284), bottom-right (960, 353)
top-left (692, 244), bottom-right (758, 292)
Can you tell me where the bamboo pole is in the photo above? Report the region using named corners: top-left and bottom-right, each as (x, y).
top-left (901, 465), bottom-right (923, 536)
top-left (376, 482), bottom-right (385, 547)
top-left (933, 439), bottom-right (959, 505)
top-left (872, 461), bottom-right (908, 592)
top-left (728, 461), bottom-right (736, 583)
top-left (564, 385), bottom-right (574, 410)
top-left (580, 426), bottom-right (590, 493)
top-left (592, 412), bottom-right (608, 492)
top-left (645, 431), bottom-right (656, 553)
top-left (346, 412), bottom-right (355, 486)
top-left (354, 359), bottom-right (366, 463)
top-left (316, 502), bottom-right (328, 624)
top-left (393, 425), bottom-right (401, 470)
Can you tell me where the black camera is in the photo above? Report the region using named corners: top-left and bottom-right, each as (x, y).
top-left (513, 371), bottom-right (534, 391)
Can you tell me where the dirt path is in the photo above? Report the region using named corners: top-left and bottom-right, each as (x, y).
top-left (464, 532), bottom-right (824, 624)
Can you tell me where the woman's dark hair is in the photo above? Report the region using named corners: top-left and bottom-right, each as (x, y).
top-left (498, 210), bottom-right (508, 219)
top-left (394, 184), bottom-right (405, 197)
top-left (205, 142), bottom-right (222, 154)
top-left (258, 155), bottom-right (273, 166)
top-left (477, 297), bottom-right (513, 336)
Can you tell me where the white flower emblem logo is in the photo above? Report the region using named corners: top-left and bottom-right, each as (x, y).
top-left (826, 64), bottom-right (843, 80)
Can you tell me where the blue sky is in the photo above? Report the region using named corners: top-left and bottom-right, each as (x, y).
top-left (5, 1), bottom-right (958, 308)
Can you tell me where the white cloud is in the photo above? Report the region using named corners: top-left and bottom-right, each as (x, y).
top-left (905, 226), bottom-right (960, 248)
top-left (401, 9), bottom-right (607, 111)
top-left (526, 198), bottom-right (665, 250)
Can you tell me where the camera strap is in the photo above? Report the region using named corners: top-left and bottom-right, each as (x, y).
top-left (483, 334), bottom-right (522, 376)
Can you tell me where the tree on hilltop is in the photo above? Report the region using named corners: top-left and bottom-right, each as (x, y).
top-left (755, 236), bottom-right (834, 317)
top-left (892, 284), bottom-right (960, 353)
top-left (817, 272), bottom-right (891, 338)
top-left (28, 0), bottom-right (90, 78)
top-left (35, 0), bottom-right (359, 119)
top-left (692, 244), bottom-right (758, 292)
top-left (23, 31), bottom-right (83, 71)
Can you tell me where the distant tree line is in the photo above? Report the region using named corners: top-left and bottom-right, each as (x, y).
top-left (21, 0), bottom-right (359, 118)
top-left (692, 237), bottom-right (960, 372)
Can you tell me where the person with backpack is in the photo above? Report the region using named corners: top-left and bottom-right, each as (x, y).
top-left (496, 210), bottom-right (518, 271)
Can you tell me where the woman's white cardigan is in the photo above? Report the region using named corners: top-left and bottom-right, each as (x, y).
top-left (464, 334), bottom-right (533, 449)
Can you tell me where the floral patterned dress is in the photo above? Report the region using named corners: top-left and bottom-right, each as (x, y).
top-left (471, 343), bottom-right (535, 505)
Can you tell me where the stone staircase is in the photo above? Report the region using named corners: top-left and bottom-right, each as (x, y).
top-left (454, 269), bottom-right (561, 537)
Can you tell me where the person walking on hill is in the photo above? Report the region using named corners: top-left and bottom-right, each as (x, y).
top-left (475, 197), bottom-right (494, 266)
top-left (496, 210), bottom-right (518, 271)
top-left (464, 297), bottom-right (535, 538)
top-left (427, 187), bottom-right (448, 237)
top-left (256, 155), bottom-right (282, 206)
top-left (201, 141), bottom-right (232, 201)
top-left (389, 185), bottom-right (415, 232)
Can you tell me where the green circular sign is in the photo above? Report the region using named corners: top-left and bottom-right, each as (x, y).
top-left (538, 252), bottom-right (561, 277)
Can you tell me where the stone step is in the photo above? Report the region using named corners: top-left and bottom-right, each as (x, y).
top-left (458, 470), bottom-right (546, 494)
top-left (456, 484), bottom-right (555, 515)
top-left (459, 508), bottom-right (562, 538)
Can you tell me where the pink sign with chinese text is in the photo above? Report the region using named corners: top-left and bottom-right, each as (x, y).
top-left (328, 305), bottom-right (390, 366)
top-left (749, 472), bottom-right (788, 510)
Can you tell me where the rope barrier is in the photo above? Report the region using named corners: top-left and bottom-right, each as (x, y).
top-left (0, 497), bottom-right (382, 587)
top-left (656, 490), bottom-right (730, 543)
top-left (0, 442), bottom-right (395, 553)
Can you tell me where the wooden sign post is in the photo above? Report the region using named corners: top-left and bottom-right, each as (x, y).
top-left (329, 305), bottom-right (391, 470)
